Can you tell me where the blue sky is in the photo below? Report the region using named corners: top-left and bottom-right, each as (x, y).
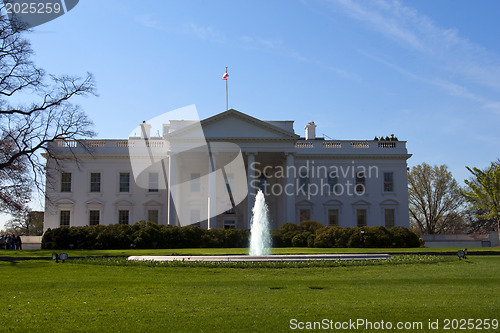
top-left (2, 0), bottom-right (500, 228)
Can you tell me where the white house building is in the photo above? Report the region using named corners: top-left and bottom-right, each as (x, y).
top-left (43, 109), bottom-right (412, 231)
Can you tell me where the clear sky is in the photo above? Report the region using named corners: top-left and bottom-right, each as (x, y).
top-left (2, 0), bottom-right (500, 229)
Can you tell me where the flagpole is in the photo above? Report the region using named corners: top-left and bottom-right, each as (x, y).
top-left (225, 66), bottom-right (228, 111)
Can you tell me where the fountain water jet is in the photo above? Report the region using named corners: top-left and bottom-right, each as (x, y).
top-left (249, 189), bottom-right (271, 255)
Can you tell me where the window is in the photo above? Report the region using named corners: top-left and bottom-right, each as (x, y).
top-left (118, 210), bottom-right (129, 225)
top-left (385, 209), bottom-right (395, 228)
top-left (90, 172), bottom-right (101, 192)
top-left (190, 173), bottom-right (201, 192)
top-left (355, 172), bottom-right (365, 194)
top-left (61, 172), bottom-right (72, 192)
top-left (356, 209), bottom-right (367, 227)
top-left (60, 210), bottom-right (70, 227)
top-left (89, 210), bottom-right (100, 226)
top-left (148, 209), bottom-right (159, 224)
top-left (119, 172), bottom-right (130, 192)
top-left (299, 170), bottom-right (309, 194)
top-left (384, 172), bottom-right (394, 192)
top-left (224, 220), bottom-right (236, 229)
top-left (148, 173), bottom-right (159, 192)
top-left (328, 209), bottom-right (339, 226)
top-left (328, 172), bottom-right (338, 194)
top-left (300, 209), bottom-right (310, 222)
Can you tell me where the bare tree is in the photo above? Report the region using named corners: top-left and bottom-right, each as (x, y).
top-left (408, 163), bottom-right (464, 234)
top-left (0, 11), bottom-right (96, 213)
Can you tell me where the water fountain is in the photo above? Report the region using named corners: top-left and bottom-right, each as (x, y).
top-left (128, 190), bottom-right (390, 262)
top-left (249, 189), bottom-right (271, 256)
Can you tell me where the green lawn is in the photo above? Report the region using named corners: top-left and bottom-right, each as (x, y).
top-left (0, 255), bottom-right (499, 332)
top-left (1, 246), bottom-right (499, 258)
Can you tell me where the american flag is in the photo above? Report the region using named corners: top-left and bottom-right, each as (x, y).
top-left (222, 72), bottom-right (229, 80)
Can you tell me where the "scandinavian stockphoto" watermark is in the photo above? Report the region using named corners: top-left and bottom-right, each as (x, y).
top-left (289, 318), bottom-right (499, 331)
top-left (249, 160), bottom-right (379, 199)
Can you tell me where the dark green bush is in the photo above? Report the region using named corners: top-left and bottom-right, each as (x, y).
top-left (291, 231), bottom-right (312, 247)
top-left (271, 222), bottom-right (302, 247)
top-left (272, 223), bottom-right (419, 248)
top-left (42, 223), bottom-right (252, 250)
top-left (300, 220), bottom-right (324, 233)
top-left (388, 226), bottom-right (420, 248)
top-left (314, 226), bottom-right (343, 248)
top-left (42, 222), bottom-right (419, 250)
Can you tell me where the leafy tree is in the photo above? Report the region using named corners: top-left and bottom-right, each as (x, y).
top-left (4, 210), bottom-right (43, 235)
top-left (408, 163), bottom-right (464, 234)
top-left (461, 162), bottom-right (500, 239)
top-left (0, 10), bottom-right (96, 214)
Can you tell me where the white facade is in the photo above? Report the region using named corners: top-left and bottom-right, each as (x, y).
top-left (44, 109), bottom-right (412, 231)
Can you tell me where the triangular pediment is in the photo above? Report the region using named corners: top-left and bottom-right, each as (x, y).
top-left (352, 199), bottom-right (371, 206)
top-left (203, 109), bottom-right (298, 140)
top-left (86, 198), bottom-right (104, 206)
top-left (167, 109), bottom-right (299, 141)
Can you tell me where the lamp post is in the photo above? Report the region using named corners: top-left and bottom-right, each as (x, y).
top-left (360, 230), bottom-right (365, 248)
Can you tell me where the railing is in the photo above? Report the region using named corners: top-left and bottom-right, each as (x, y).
top-left (54, 139), bottom-right (165, 149)
top-left (378, 142), bottom-right (397, 148)
top-left (85, 140), bottom-right (106, 148)
top-left (350, 141), bottom-right (369, 148)
top-left (294, 140), bottom-right (404, 151)
top-left (146, 141), bottom-right (165, 148)
top-left (295, 142), bottom-right (314, 148)
top-left (322, 141), bottom-right (342, 148)
top-left (54, 139), bottom-right (404, 153)
top-left (115, 140), bottom-right (131, 147)
top-left (57, 140), bottom-right (77, 147)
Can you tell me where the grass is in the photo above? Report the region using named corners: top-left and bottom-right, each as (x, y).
top-left (1, 246), bottom-right (499, 258)
top-left (0, 255), bottom-right (499, 332)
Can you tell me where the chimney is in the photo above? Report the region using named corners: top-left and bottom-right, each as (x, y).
top-left (305, 121), bottom-right (317, 140)
top-left (140, 121), bottom-right (151, 139)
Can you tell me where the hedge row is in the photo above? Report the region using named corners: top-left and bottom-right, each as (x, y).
top-left (42, 220), bottom-right (420, 250)
top-left (42, 221), bottom-right (250, 250)
top-left (272, 221), bottom-right (420, 248)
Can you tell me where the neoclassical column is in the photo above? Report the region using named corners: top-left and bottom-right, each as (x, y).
top-left (208, 152), bottom-right (217, 229)
top-left (285, 153), bottom-right (296, 223)
top-left (167, 154), bottom-right (177, 226)
top-left (246, 152), bottom-right (256, 229)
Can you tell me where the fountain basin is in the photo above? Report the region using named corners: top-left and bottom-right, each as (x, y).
top-left (128, 253), bottom-right (390, 262)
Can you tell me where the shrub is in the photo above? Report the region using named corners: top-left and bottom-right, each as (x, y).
top-left (364, 226), bottom-right (392, 248)
top-left (271, 223), bottom-right (302, 247)
top-left (41, 222), bottom-right (420, 249)
top-left (313, 226), bottom-right (343, 248)
top-left (388, 227), bottom-right (420, 248)
top-left (41, 223), bottom-right (253, 250)
top-left (300, 220), bottom-right (324, 233)
top-left (291, 231), bottom-right (312, 247)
